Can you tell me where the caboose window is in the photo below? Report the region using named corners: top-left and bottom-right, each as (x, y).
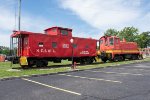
top-left (109, 38), bottom-right (114, 45)
top-left (61, 30), bottom-right (68, 35)
top-left (39, 42), bottom-right (44, 47)
top-left (52, 42), bottom-right (57, 48)
top-left (52, 28), bottom-right (56, 32)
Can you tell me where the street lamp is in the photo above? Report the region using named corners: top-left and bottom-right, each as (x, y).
top-left (70, 38), bottom-right (74, 68)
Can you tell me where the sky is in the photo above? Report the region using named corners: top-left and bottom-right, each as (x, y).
top-left (0, 0), bottom-right (150, 47)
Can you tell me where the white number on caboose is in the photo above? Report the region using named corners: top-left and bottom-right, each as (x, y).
top-left (62, 44), bottom-right (69, 48)
top-left (80, 51), bottom-right (89, 54)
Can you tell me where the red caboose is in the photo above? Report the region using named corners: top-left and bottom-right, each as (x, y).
top-left (98, 36), bottom-right (142, 62)
top-left (11, 27), bottom-right (97, 68)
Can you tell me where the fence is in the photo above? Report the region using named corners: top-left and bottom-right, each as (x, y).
top-left (142, 48), bottom-right (150, 58)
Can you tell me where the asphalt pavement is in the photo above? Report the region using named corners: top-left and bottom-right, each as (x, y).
top-left (0, 62), bottom-right (150, 100)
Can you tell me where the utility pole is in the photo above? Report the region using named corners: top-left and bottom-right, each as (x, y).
top-left (18, 0), bottom-right (21, 31)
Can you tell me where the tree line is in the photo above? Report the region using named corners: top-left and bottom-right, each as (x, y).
top-left (0, 46), bottom-right (10, 56)
top-left (104, 27), bottom-right (150, 48)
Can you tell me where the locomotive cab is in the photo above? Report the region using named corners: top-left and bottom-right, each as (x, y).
top-left (99, 36), bottom-right (120, 62)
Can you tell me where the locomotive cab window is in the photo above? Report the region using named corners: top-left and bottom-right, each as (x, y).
top-left (100, 40), bottom-right (103, 44)
top-left (52, 42), bottom-right (57, 48)
top-left (38, 42), bottom-right (44, 47)
top-left (61, 30), bottom-right (68, 35)
top-left (109, 38), bottom-right (114, 45)
top-left (116, 38), bottom-right (119, 44)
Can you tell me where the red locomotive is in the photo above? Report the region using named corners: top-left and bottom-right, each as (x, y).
top-left (11, 27), bottom-right (97, 68)
top-left (98, 36), bottom-right (142, 62)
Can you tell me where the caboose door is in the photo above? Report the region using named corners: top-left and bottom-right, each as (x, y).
top-left (22, 36), bottom-right (29, 56)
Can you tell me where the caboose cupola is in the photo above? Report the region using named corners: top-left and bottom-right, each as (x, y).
top-left (44, 27), bottom-right (72, 37)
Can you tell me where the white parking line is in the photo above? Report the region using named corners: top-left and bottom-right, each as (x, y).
top-left (118, 68), bottom-right (147, 71)
top-left (59, 74), bottom-right (122, 83)
top-left (86, 70), bottom-right (143, 76)
top-left (22, 78), bottom-right (81, 96)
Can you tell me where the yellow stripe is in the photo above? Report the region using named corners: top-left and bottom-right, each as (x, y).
top-left (87, 70), bottom-right (143, 76)
top-left (106, 50), bottom-right (139, 53)
top-left (22, 78), bottom-right (81, 95)
top-left (59, 74), bottom-right (122, 83)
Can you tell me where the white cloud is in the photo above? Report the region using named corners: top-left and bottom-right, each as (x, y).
top-left (0, 0), bottom-right (51, 47)
top-left (59, 0), bottom-right (150, 32)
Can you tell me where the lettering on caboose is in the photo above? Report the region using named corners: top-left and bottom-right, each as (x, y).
top-left (36, 49), bottom-right (56, 53)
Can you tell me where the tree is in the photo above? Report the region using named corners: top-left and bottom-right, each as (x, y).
top-left (119, 27), bottom-right (139, 42)
top-left (104, 29), bottom-right (119, 36)
top-left (0, 46), bottom-right (10, 55)
top-left (135, 32), bottom-right (150, 48)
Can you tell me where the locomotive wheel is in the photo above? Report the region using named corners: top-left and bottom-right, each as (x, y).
top-left (113, 56), bottom-right (119, 62)
top-left (118, 56), bottom-right (124, 61)
top-left (131, 55), bottom-right (138, 60)
top-left (101, 58), bottom-right (107, 63)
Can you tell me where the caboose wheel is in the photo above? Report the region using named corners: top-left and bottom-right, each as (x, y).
top-left (80, 59), bottom-right (85, 65)
top-left (36, 60), bottom-right (44, 67)
top-left (86, 58), bottom-right (93, 64)
top-left (43, 60), bottom-right (48, 66)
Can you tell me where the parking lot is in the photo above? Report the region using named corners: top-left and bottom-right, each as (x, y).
top-left (0, 62), bottom-right (150, 100)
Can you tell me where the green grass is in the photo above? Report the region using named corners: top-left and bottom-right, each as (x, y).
top-left (0, 58), bottom-right (150, 79)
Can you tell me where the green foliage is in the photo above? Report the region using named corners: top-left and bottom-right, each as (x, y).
top-left (119, 27), bottom-right (139, 42)
top-left (104, 29), bottom-right (119, 36)
top-left (135, 32), bottom-right (150, 48)
top-left (0, 47), bottom-right (10, 55)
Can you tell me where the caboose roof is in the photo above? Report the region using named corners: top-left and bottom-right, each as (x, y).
top-left (44, 26), bottom-right (72, 31)
top-left (11, 31), bottom-right (42, 37)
